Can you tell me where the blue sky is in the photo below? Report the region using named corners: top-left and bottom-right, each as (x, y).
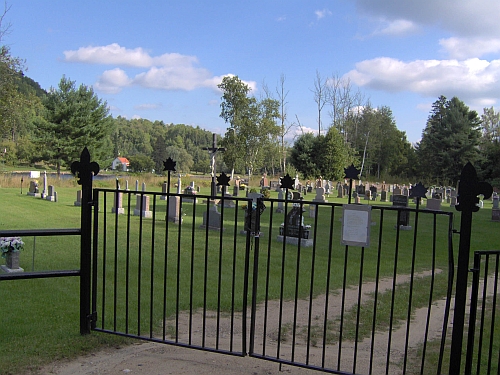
top-left (5, 0), bottom-right (500, 143)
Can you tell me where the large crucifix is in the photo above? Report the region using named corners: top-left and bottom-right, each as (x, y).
top-left (203, 133), bottom-right (225, 197)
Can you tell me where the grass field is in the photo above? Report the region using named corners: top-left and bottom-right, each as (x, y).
top-left (0, 179), bottom-right (499, 374)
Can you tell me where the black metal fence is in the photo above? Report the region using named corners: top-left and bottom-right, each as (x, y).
top-left (466, 250), bottom-right (500, 374)
top-left (2, 149), bottom-right (497, 375)
top-left (90, 186), bottom-right (456, 374)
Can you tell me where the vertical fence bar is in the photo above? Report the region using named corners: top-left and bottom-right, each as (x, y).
top-left (451, 162), bottom-right (492, 375)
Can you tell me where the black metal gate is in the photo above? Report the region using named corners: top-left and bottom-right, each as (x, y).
top-left (4, 150), bottom-right (497, 375)
top-left (89, 183), bottom-right (457, 374)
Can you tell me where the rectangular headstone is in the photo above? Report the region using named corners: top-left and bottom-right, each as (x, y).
top-left (74, 190), bottom-right (82, 206)
top-left (426, 198), bottom-right (441, 211)
top-left (112, 192), bottom-right (125, 214)
top-left (134, 195), bottom-right (152, 218)
top-left (392, 195), bottom-right (410, 227)
top-left (166, 196), bottom-right (182, 224)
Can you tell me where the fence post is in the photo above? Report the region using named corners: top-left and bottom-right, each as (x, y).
top-left (450, 162), bottom-right (492, 374)
top-left (71, 147), bottom-right (100, 335)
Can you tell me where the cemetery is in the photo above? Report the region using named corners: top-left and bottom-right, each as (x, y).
top-left (1, 162), bottom-right (500, 375)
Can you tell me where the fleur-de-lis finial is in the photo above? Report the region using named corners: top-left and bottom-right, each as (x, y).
top-left (70, 147), bottom-right (100, 186)
top-left (456, 162), bottom-right (493, 213)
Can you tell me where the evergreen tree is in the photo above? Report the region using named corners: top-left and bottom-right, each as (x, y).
top-left (40, 76), bottom-right (114, 174)
top-left (416, 96), bottom-right (481, 184)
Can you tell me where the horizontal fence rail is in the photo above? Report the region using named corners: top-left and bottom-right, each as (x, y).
top-left (0, 228), bottom-right (82, 281)
top-left (90, 187), bottom-right (456, 374)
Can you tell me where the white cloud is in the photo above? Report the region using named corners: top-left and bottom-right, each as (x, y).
top-left (94, 68), bottom-right (132, 94)
top-left (64, 43), bottom-right (153, 67)
top-left (345, 57), bottom-right (500, 104)
top-left (372, 19), bottom-right (418, 36)
top-left (440, 37), bottom-right (500, 59)
top-left (65, 43), bottom-right (256, 94)
top-left (315, 9), bottom-right (332, 20)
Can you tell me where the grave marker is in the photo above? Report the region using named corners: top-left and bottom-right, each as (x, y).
top-left (393, 194), bottom-right (411, 229)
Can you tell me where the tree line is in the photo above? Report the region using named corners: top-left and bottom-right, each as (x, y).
top-left (1, 24), bottom-right (500, 186)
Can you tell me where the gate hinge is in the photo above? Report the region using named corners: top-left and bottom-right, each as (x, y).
top-left (469, 267), bottom-right (479, 273)
top-left (87, 311), bottom-right (97, 324)
top-left (88, 201), bottom-right (96, 207)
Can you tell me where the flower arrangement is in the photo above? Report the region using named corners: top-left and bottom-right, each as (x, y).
top-left (0, 237), bottom-right (24, 258)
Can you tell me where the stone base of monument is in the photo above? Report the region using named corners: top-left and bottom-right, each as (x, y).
top-left (1, 265), bottom-right (24, 273)
top-left (46, 195), bottom-right (56, 202)
top-left (112, 207), bottom-right (125, 214)
top-left (133, 209), bottom-right (152, 218)
top-left (27, 192), bottom-right (41, 198)
top-left (276, 235), bottom-right (313, 247)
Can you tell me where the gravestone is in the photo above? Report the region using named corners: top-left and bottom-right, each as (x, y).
top-left (324, 181), bottom-right (331, 196)
top-left (111, 192), bottom-right (125, 214)
top-left (426, 198), bottom-right (441, 211)
top-left (201, 200), bottom-right (222, 231)
top-left (27, 181), bottom-right (41, 197)
top-left (294, 174), bottom-right (300, 190)
top-left (312, 187), bottom-right (327, 203)
top-left (380, 190), bottom-right (387, 202)
top-left (42, 171), bottom-right (48, 199)
top-left (125, 180), bottom-right (129, 191)
top-left (260, 174), bottom-right (269, 189)
top-left (343, 183), bottom-right (349, 196)
top-left (450, 190), bottom-right (458, 207)
top-left (276, 188), bottom-right (285, 213)
top-left (337, 184), bottom-right (344, 198)
top-left (46, 185), bottom-right (57, 202)
top-left (393, 186), bottom-right (402, 196)
top-left (393, 194), bottom-right (411, 229)
top-left (135, 180), bottom-right (139, 194)
top-left (233, 185), bottom-right (239, 197)
top-left (74, 190), bottom-right (82, 206)
top-left (370, 186), bottom-right (377, 201)
top-left (493, 193), bottom-right (499, 209)
top-left (134, 184), bottom-right (152, 217)
top-left (492, 208), bottom-right (500, 222)
top-left (183, 185), bottom-right (198, 203)
top-left (277, 206), bottom-right (313, 247)
top-left (364, 189), bottom-right (372, 200)
top-left (218, 191), bottom-right (235, 208)
top-left (176, 175), bottom-right (182, 195)
top-left (380, 183), bottom-right (387, 202)
top-left (160, 182), bottom-right (168, 200)
top-left (166, 196), bottom-right (182, 224)
top-left (402, 185), bottom-right (409, 196)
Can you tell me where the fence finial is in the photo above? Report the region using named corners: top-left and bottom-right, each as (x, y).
top-left (71, 147), bottom-right (100, 186)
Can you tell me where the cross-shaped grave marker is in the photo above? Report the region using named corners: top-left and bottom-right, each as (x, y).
top-left (202, 133), bottom-right (225, 196)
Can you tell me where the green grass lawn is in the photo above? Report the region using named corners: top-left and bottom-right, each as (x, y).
top-left (1, 186), bottom-right (499, 374)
